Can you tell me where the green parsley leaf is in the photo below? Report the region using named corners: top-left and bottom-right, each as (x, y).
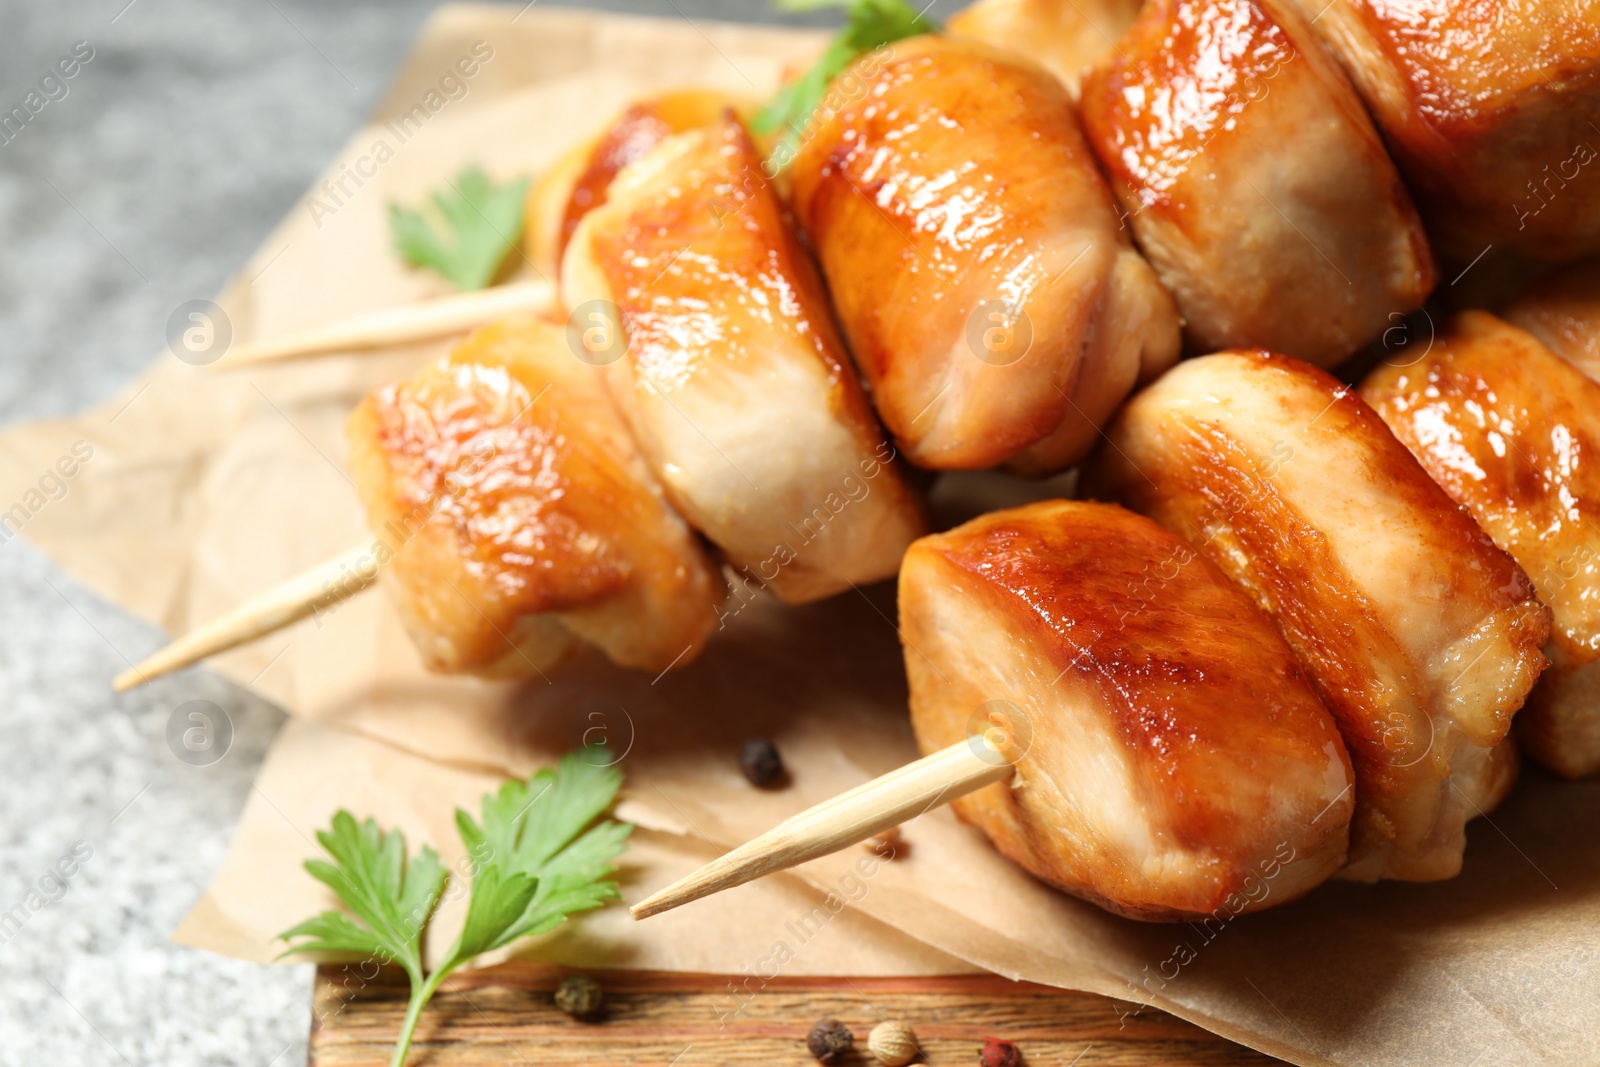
top-left (454, 749), bottom-right (632, 946)
top-left (277, 812), bottom-right (446, 984)
top-left (753, 0), bottom-right (940, 169)
top-left (280, 749), bottom-right (631, 1067)
top-left (388, 165), bottom-right (531, 290)
top-left (441, 864), bottom-right (537, 963)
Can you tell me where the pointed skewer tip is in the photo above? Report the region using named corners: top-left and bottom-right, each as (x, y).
top-left (628, 733), bottom-right (1016, 921)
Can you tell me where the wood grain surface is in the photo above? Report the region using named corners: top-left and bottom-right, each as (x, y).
top-left (308, 963), bottom-right (1283, 1066)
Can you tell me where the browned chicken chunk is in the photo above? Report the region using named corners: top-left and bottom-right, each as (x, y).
top-left (1283, 0), bottom-right (1600, 266)
top-left (563, 115), bottom-right (926, 603)
top-left (1085, 352), bottom-right (1549, 881)
top-left (527, 90), bottom-right (746, 278)
top-left (1078, 0), bottom-right (1435, 367)
top-left (1362, 312), bottom-right (1600, 778)
top-left (947, 0), bottom-right (1143, 98)
top-left (788, 35), bottom-right (1180, 474)
top-left (902, 500), bottom-right (1355, 921)
top-left (1503, 258), bottom-right (1600, 384)
top-left (346, 317), bottom-right (723, 676)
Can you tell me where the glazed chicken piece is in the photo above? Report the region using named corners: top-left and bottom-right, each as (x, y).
top-left (562, 115), bottom-right (925, 603)
top-left (788, 35), bottom-right (1180, 474)
top-left (1282, 0), bottom-right (1600, 266)
top-left (902, 500), bottom-right (1355, 921)
top-left (1078, 0), bottom-right (1435, 367)
top-left (1503, 258), bottom-right (1600, 384)
top-left (1084, 352), bottom-right (1550, 882)
top-left (1362, 312), bottom-right (1600, 779)
top-left (526, 90), bottom-right (747, 278)
top-left (346, 317), bottom-right (723, 676)
top-left (946, 0), bottom-right (1143, 98)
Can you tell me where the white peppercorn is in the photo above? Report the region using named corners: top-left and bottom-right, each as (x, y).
top-left (868, 1020), bottom-right (920, 1066)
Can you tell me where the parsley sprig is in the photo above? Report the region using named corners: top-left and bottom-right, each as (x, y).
top-left (388, 164), bottom-right (531, 290)
top-left (280, 750), bottom-right (632, 1067)
top-left (753, 0), bottom-right (939, 169)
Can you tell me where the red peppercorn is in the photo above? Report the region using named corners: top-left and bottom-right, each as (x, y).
top-left (980, 1037), bottom-right (1022, 1067)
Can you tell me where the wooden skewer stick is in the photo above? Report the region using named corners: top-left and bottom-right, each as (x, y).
top-left (112, 539), bottom-right (383, 692)
top-left (631, 731), bottom-right (1017, 920)
top-left (213, 279), bottom-right (557, 369)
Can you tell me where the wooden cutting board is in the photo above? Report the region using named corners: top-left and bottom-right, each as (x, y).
top-left (307, 963), bottom-right (1283, 1065)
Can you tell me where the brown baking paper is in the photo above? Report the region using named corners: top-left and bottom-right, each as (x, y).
top-left (2, 6), bottom-right (1597, 1066)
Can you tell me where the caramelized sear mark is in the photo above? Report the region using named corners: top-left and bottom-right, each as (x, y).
top-left (557, 90), bottom-right (740, 262)
top-left (525, 90), bottom-right (747, 279)
top-left (558, 105), bottom-right (673, 264)
top-left (346, 317), bottom-right (721, 676)
top-left (365, 351), bottom-right (626, 614)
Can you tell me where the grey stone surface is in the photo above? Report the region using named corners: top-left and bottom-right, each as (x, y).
top-left (0, 2), bottom-right (853, 1064)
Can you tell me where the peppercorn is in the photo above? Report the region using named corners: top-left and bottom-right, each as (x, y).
top-left (972, 1036), bottom-right (1024, 1062)
top-left (868, 1020), bottom-right (919, 1066)
top-left (739, 738), bottom-right (786, 787)
top-left (807, 1018), bottom-right (854, 1063)
top-left (980, 1038), bottom-right (1022, 1067)
top-left (865, 827), bottom-right (905, 860)
top-left (553, 973), bottom-right (603, 1020)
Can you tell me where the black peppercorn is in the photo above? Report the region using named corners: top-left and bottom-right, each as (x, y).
top-left (554, 973), bottom-right (603, 1020)
top-left (739, 738), bottom-right (786, 787)
top-left (807, 1018), bottom-right (854, 1063)
top-left (979, 1038), bottom-right (1022, 1067)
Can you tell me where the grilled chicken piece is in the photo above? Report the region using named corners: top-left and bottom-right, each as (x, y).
top-left (1085, 352), bottom-right (1550, 882)
top-left (902, 500), bottom-right (1355, 921)
top-left (788, 36), bottom-right (1180, 474)
top-left (1078, 0), bottom-right (1435, 368)
top-left (526, 90), bottom-right (748, 278)
top-left (1503, 258), bottom-right (1600, 384)
top-left (562, 115), bottom-right (926, 603)
top-left (346, 317), bottom-right (723, 676)
top-left (1362, 312), bottom-right (1600, 779)
top-left (1282, 0), bottom-right (1600, 266)
top-left (946, 0), bottom-right (1143, 98)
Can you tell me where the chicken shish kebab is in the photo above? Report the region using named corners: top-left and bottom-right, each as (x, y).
top-left (634, 345), bottom-right (1575, 921)
top-left (122, 111), bottom-right (928, 687)
top-left (1083, 352), bottom-right (1550, 882)
top-left (1078, 0), bottom-right (1435, 367)
top-left (901, 501), bottom-right (1355, 920)
top-left (219, 0), bottom-right (1600, 385)
top-left (562, 114), bottom-right (926, 602)
top-left (1504, 258), bottom-right (1600, 384)
top-left (1282, 0), bottom-right (1600, 267)
top-left (787, 35), bottom-right (1181, 474)
top-left (945, 0), bottom-right (1142, 98)
top-left (114, 319), bottom-right (726, 691)
top-left (344, 317), bottom-right (723, 676)
top-left (1362, 312), bottom-right (1600, 779)
top-left (635, 499), bottom-right (1358, 922)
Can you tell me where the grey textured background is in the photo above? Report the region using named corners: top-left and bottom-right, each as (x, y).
top-left (0, 2), bottom-right (860, 1064)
